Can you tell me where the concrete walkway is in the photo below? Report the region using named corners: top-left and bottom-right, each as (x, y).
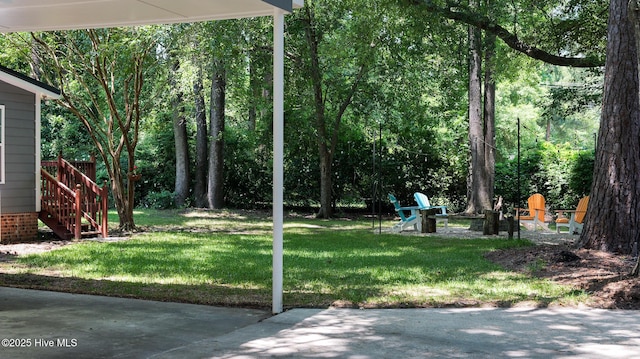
top-left (0, 287), bottom-right (268, 358)
top-left (2, 287), bottom-right (640, 358)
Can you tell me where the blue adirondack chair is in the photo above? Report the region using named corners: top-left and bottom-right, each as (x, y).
top-left (388, 194), bottom-right (420, 232)
top-left (414, 192), bottom-right (448, 228)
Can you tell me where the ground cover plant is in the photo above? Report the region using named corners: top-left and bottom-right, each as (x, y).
top-left (0, 209), bottom-right (598, 309)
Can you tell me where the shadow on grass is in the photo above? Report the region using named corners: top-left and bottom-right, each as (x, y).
top-left (0, 272), bottom-right (292, 310)
top-left (0, 271), bottom-right (571, 311)
top-left (0, 231), bottom-right (578, 309)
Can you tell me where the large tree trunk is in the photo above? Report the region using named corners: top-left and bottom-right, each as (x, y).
top-left (171, 59), bottom-right (190, 207)
top-left (207, 60), bottom-right (226, 209)
top-left (465, 6), bottom-right (492, 214)
top-left (578, 0), bottom-right (640, 255)
top-left (194, 67), bottom-right (208, 208)
top-left (631, 0), bottom-right (640, 275)
top-left (465, 0), bottom-right (496, 215)
top-left (483, 32), bottom-right (497, 211)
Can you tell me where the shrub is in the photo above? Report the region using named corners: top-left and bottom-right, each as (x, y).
top-left (569, 151), bottom-right (595, 197)
top-left (495, 142), bottom-right (594, 210)
top-left (142, 190), bottom-right (176, 209)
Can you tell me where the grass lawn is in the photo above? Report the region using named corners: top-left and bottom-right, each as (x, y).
top-left (1, 209), bottom-right (587, 309)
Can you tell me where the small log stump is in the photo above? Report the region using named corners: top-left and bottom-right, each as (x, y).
top-left (483, 210), bottom-right (500, 235)
top-left (420, 208), bottom-right (438, 233)
top-left (507, 216), bottom-right (515, 239)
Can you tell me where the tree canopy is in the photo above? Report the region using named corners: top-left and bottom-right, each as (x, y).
top-left (0, 0), bottom-right (615, 244)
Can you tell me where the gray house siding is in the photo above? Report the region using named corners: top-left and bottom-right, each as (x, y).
top-left (0, 80), bottom-right (36, 214)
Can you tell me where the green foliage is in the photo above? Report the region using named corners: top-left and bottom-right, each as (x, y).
top-left (141, 190), bottom-right (177, 210)
top-left (41, 105), bottom-right (95, 161)
top-left (539, 66), bottom-right (602, 146)
top-left (223, 128), bottom-right (274, 208)
top-left (133, 110), bottom-right (177, 205)
top-left (0, 0), bottom-right (605, 218)
top-left (569, 151), bottom-right (595, 197)
top-left (495, 141), bottom-right (594, 210)
top-left (6, 210), bottom-right (583, 308)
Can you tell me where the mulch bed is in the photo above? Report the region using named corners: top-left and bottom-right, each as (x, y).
top-left (485, 244), bottom-right (640, 309)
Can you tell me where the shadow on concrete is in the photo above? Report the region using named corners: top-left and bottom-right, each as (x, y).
top-left (157, 307), bottom-right (640, 358)
top-left (0, 287), bottom-right (269, 358)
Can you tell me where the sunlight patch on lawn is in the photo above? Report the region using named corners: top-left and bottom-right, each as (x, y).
top-left (284, 223), bottom-right (325, 229)
top-left (1, 211), bottom-right (591, 308)
top-left (388, 287), bottom-right (452, 298)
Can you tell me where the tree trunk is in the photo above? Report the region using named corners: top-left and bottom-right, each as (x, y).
top-left (631, 0), bottom-right (640, 275)
top-left (207, 59), bottom-right (226, 209)
top-left (302, 4), bottom-right (366, 219)
top-left (248, 51), bottom-right (258, 132)
top-left (317, 144), bottom-right (334, 219)
top-left (465, 0), bottom-right (496, 215)
top-left (108, 161), bottom-right (126, 228)
top-left (32, 29), bottom-right (147, 231)
top-left (30, 38), bottom-right (41, 80)
top-left (303, 5), bottom-right (333, 219)
top-left (124, 155), bottom-right (136, 230)
top-left (578, 0), bottom-right (640, 255)
top-left (483, 31), bottom-right (497, 211)
top-left (545, 119), bottom-right (552, 141)
top-left (465, 5), bottom-right (490, 214)
top-left (194, 67), bottom-right (208, 208)
top-left (171, 59), bottom-right (190, 207)
top-left (105, 144), bottom-right (135, 231)
top-left (248, 49), bottom-right (271, 132)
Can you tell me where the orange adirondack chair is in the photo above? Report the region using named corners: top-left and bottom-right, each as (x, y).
top-left (516, 193), bottom-right (547, 231)
top-left (555, 196), bottom-right (589, 234)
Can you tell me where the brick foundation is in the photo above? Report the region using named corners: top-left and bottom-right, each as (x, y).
top-left (1, 212), bottom-right (39, 244)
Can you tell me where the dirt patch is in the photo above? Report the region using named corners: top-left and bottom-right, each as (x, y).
top-left (484, 244), bottom-right (640, 309)
top-left (0, 240), bottom-right (75, 262)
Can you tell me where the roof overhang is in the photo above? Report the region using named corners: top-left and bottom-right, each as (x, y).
top-left (0, 65), bottom-right (61, 99)
top-left (0, 0), bottom-right (303, 33)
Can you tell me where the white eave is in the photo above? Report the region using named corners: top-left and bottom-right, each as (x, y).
top-left (0, 67), bottom-right (61, 99)
top-left (0, 0), bottom-right (303, 33)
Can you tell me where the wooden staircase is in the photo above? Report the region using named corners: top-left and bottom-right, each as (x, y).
top-left (40, 156), bottom-right (108, 240)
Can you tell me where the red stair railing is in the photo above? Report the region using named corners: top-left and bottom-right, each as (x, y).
top-left (40, 155), bottom-right (108, 239)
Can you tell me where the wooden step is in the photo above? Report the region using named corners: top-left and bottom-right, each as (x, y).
top-left (81, 230), bottom-right (102, 238)
top-left (40, 162), bottom-right (108, 239)
top-left (38, 211), bottom-right (73, 240)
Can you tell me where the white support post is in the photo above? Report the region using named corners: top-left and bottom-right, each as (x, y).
top-left (35, 97), bottom-right (41, 212)
top-left (272, 8), bottom-right (285, 315)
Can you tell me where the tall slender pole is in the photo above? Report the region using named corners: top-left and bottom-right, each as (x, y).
top-left (372, 126), bottom-right (376, 230)
top-left (272, 9), bottom-right (285, 315)
top-left (517, 117), bottom-right (521, 241)
top-left (378, 121), bottom-right (382, 233)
